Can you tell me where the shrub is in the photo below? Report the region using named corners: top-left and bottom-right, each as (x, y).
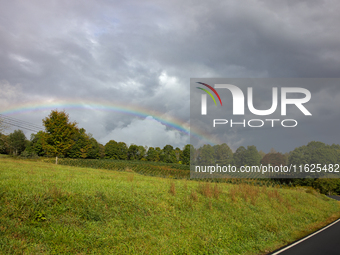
top-left (313, 179), bottom-right (340, 195)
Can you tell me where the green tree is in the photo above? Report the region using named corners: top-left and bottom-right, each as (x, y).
top-left (42, 110), bottom-right (79, 164)
top-left (98, 143), bottom-right (105, 159)
top-left (313, 179), bottom-right (340, 195)
top-left (161, 145), bottom-right (177, 163)
top-left (155, 147), bottom-right (162, 159)
top-left (309, 144), bottom-right (337, 165)
top-left (29, 131), bottom-right (46, 156)
top-left (105, 140), bottom-right (119, 159)
top-left (213, 143), bottom-right (233, 165)
top-left (233, 146), bottom-right (246, 167)
top-left (174, 147), bottom-right (182, 163)
top-left (8, 129), bottom-right (27, 156)
top-left (181, 144), bottom-right (191, 165)
top-left (288, 141), bottom-right (338, 166)
top-left (0, 133), bottom-right (9, 154)
top-left (146, 147), bottom-right (160, 162)
top-left (22, 132), bottom-right (45, 158)
top-left (117, 142), bottom-right (128, 160)
top-left (331, 144), bottom-right (340, 163)
top-left (191, 145), bottom-right (198, 165)
top-left (288, 145), bottom-right (308, 166)
top-left (87, 137), bottom-right (100, 159)
top-left (67, 128), bottom-right (92, 158)
top-left (137, 145), bottom-right (147, 160)
top-left (128, 144), bottom-right (139, 160)
top-left (243, 145), bottom-right (261, 166)
top-left (197, 144), bottom-right (215, 166)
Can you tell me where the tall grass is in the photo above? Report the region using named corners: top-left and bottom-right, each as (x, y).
top-left (0, 158), bottom-right (339, 254)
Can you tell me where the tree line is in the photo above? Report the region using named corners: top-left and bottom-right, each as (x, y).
top-left (193, 141), bottom-right (340, 169)
top-left (0, 110), bottom-right (191, 164)
top-left (1, 110), bottom-right (339, 170)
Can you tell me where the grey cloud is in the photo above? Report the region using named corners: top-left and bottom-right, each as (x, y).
top-left (0, 0), bottom-right (339, 151)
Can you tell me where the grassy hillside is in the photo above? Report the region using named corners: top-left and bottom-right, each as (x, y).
top-left (0, 158), bottom-right (339, 254)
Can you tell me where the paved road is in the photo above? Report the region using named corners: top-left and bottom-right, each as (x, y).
top-left (327, 195), bottom-right (340, 201)
top-left (270, 195), bottom-right (340, 255)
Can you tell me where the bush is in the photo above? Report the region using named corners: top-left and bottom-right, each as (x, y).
top-left (313, 179), bottom-right (340, 195)
top-left (20, 150), bottom-right (39, 159)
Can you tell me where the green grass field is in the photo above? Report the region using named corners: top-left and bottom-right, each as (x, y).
top-left (0, 158), bottom-right (339, 254)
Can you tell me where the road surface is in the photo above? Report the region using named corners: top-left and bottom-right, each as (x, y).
top-left (269, 195), bottom-right (340, 255)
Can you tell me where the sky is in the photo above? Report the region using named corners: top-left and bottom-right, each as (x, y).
top-left (190, 78), bottom-right (340, 153)
top-left (0, 0), bottom-right (340, 153)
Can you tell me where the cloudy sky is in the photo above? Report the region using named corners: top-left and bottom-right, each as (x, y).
top-left (0, 0), bottom-right (340, 152)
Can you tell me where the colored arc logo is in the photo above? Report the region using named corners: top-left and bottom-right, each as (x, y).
top-left (196, 82), bottom-right (223, 106)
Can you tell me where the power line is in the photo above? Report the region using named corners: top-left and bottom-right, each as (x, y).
top-left (0, 114), bottom-right (43, 130)
top-left (1, 120), bottom-right (42, 133)
top-left (0, 114), bottom-right (43, 133)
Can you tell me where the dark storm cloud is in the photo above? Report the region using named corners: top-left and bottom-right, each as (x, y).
top-left (0, 0), bottom-right (339, 150)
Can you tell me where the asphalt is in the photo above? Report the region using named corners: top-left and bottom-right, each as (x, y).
top-left (269, 195), bottom-right (340, 255)
top-left (327, 195), bottom-right (340, 201)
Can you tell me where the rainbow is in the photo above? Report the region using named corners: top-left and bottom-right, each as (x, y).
top-left (0, 99), bottom-right (220, 145)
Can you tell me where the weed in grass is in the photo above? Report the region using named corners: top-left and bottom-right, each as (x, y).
top-left (229, 187), bottom-right (237, 202)
top-left (183, 195), bottom-right (193, 210)
top-left (48, 186), bottom-right (64, 200)
top-left (31, 211), bottom-right (47, 224)
top-left (198, 183), bottom-right (212, 198)
top-left (190, 191), bottom-right (198, 202)
top-left (169, 182), bottom-right (176, 196)
top-left (229, 184), bottom-right (260, 205)
top-left (250, 193), bottom-right (258, 206)
top-left (127, 174), bottom-right (134, 182)
top-left (284, 199), bottom-right (293, 211)
top-left (183, 181), bottom-right (187, 190)
top-left (208, 200), bottom-right (212, 210)
top-left (125, 167), bottom-right (134, 173)
top-left (0, 191), bottom-right (6, 200)
top-left (81, 208), bottom-right (103, 222)
top-left (213, 184), bottom-right (221, 199)
top-left (267, 189), bottom-right (283, 203)
top-left (95, 191), bottom-right (107, 202)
